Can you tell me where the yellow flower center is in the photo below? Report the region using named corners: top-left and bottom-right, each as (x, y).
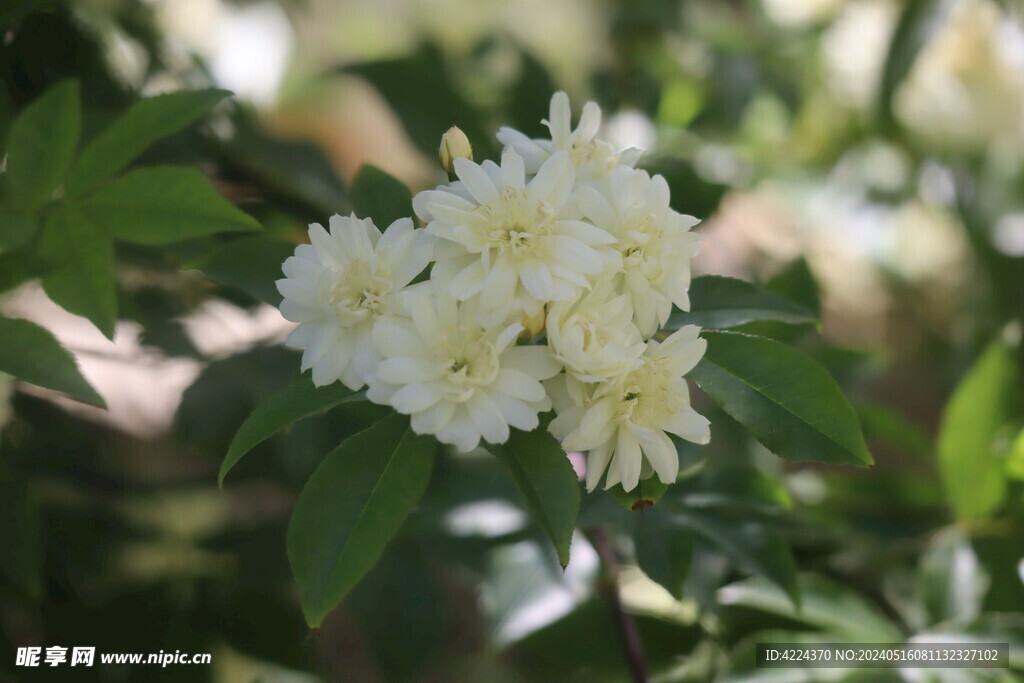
top-left (329, 260), bottom-right (392, 323)
top-left (475, 188), bottom-right (556, 260)
top-left (439, 335), bottom-right (500, 402)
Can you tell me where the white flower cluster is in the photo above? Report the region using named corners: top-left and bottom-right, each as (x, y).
top-left (277, 92), bottom-right (710, 492)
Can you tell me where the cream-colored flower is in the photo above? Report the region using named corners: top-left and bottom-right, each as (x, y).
top-left (576, 166), bottom-right (700, 338)
top-left (895, 0), bottom-right (1024, 151)
top-left (277, 214), bottom-right (431, 389)
top-left (414, 147), bottom-right (618, 328)
top-left (548, 326), bottom-right (710, 492)
top-left (546, 282), bottom-right (646, 383)
top-left (496, 91), bottom-right (643, 179)
top-left (367, 286), bottom-right (562, 452)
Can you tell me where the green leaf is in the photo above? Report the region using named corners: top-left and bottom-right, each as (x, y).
top-left (491, 428), bottom-right (581, 567)
top-left (633, 505), bottom-right (694, 599)
top-left (219, 116), bottom-right (350, 217)
top-left (1007, 428), bottom-right (1024, 481)
top-left (666, 275), bottom-right (816, 330)
top-left (65, 89), bottom-right (231, 196)
top-left (287, 414), bottom-right (436, 626)
top-left (344, 46), bottom-right (495, 160)
top-left (609, 477), bottom-right (669, 511)
top-left (690, 331), bottom-right (872, 466)
top-left (937, 336), bottom-right (1019, 521)
top-left (0, 474), bottom-right (43, 599)
top-left (876, 0), bottom-right (939, 134)
top-left (4, 79), bottom-right (80, 210)
top-left (350, 164), bottom-right (413, 228)
top-left (187, 235), bottom-right (295, 306)
top-left (678, 509), bottom-right (800, 607)
top-left (718, 574), bottom-right (902, 642)
top-left (0, 316), bottom-right (104, 406)
top-left (38, 206), bottom-right (117, 338)
top-left (220, 378), bottom-right (362, 486)
top-left (76, 166), bottom-right (260, 244)
top-left (0, 203), bottom-right (38, 252)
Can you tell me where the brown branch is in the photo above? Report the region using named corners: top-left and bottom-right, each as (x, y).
top-left (586, 525), bottom-right (649, 683)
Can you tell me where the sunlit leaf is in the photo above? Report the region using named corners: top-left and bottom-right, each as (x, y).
top-left (937, 336), bottom-right (1020, 521)
top-left (38, 206), bottom-right (117, 338)
top-left (65, 88), bottom-right (230, 196)
top-left (0, 316), bottom-right (104, 406)
top-left (77, 166), bottom-right (260, 244)
top-left (4, 79), bottom-right (80, 210)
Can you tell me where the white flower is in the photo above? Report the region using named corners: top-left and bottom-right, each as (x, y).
top-left (576, 166), bottom-right (700, 338)
top-left (546, 281), bottom-right (646, 383)
top-left (277, 214), bottom-right (431, 390)
top-left (367, 286), bottom-right (562, 452)
top-left (413, 147), bottom-right (618, 328)
top-left (548, 326), bottom-right (710, 492)
top-left (496, 91), bottom-right (644, 179)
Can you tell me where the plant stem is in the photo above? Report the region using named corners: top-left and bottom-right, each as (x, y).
top-left (586, 525), bottom-right (649, 683)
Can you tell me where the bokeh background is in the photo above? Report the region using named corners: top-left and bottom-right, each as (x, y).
top-left (2, 0), bottom-right (1024, 680)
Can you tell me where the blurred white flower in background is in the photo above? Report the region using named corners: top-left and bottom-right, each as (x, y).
top-left (762, 0), bottom-right (841, 27)
top-left (277, 215), bottom-right (431, 389)
top-left (154, 0), bottom-right (293, 105)
top-left (896, 0), bottom-right (1024, 151)
top-left (822, 0), bottom-right (898, 109)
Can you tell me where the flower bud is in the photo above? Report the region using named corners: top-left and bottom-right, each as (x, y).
top-left (519, 307), bottom-right (546, 339)
top-left (439, 126), bottom-right (472, 175)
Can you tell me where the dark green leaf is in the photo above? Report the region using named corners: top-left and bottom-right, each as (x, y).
top-left (4, 79), bottom-right (80, 210)
top-left (38, 206), bottom-right (117, 338)
top-left (350, 164), bottom-right (413, 228)
top-left (766, 257), bottom-right (821, 318)
top-left (77, 166), bottom-right (260, 244)
top-left (0, 0), bottom-right (60, 29)
top-left (287, 414), bottom-right (436, 626)
top-left (633, 505), bottom-right (694, 599)
top-left (348, 541), bottom-right (445, 681)
top-left (690, 331), bottom-right (872, 466)
top-left (677, 509), bottom-right (799, 607)
top-left (0, 316), bottom-right (104, 406)
top-left (0, 204), bottom-right (37, 252)
top-left (220, 117), bottom-right (349, 217)
top-left (609, 477), bottom-right (669, 511)
top-left (876, 0), bottom-right (939, 134)
top-left (937, 336), bottom-right (1019, 520)
top-left (65, 89), bottom-right (231, 196)
top-left (666, 275), bottom-right (816, 330)
top-left (220, 378), bottom-right (362, 486)
top-left (0, 475), bottom-right (42, 599)
top-left (187, 235), bottom-right (296, 306)
top-left (509, 599), bottom-right (702, 682)
top-left (344, 46), bottom-right (495, 160)
top-left (491, 428), bottom-right (581, 567)
top-left (719, 574), bottom-right (902, 642)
